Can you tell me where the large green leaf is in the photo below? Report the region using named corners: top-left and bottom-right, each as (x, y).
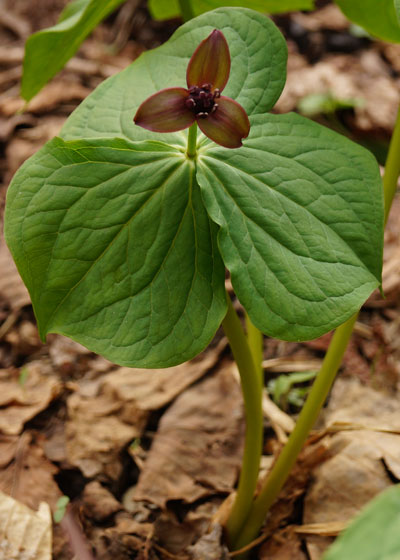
top-left (61, 7), bottom-right (287, 144)
top-left (4, 137), bottom-right (226, 367)
top-left (196, 112), bottom-right (383, 341)
top-left (334, 0), bottom-right (400, 43)
top-left (21, 0), bottom-right (126, 101)
top-left (323, 486), bottom-right (400, 560)
top-left (149, 0), bottom-right (314, 21)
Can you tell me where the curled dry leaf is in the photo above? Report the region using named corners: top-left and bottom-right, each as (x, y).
top-left (0, 363), bottom-right (61, 435)
top-left (0, 490), bottom-right (51, 560)
top-left (133, 363), bottom-right (244, 508)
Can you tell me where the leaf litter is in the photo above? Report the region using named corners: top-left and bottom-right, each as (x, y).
top-left (1, 1), bottom-right (400, 558)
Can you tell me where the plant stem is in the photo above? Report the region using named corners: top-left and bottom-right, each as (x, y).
top-left (245, 311), bottom-right (264, 381)
top-left (177, 0), bottom-right (195, 22)
top-left (383, 105), bottom-right (400, 225)
top-left (232, 312), bottom-right (358, 553)
top-left (186, 122), bottom-right (198, 158)
top-left (222, 294), bottom-right (264, 546)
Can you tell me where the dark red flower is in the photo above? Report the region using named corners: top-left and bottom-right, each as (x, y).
top-left (134, 29), bottom-right (250, 149)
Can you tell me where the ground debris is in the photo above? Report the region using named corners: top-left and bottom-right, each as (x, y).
top-left (133, 363), bottom-right (244, 508)
top-left (0, 490), bottom-right (52, 560)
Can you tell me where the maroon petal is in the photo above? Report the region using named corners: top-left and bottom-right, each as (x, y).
top-left (186, 29), bottom-right (230, 93)
top-left (196, 96), bottom-right (250, 149)
top-left (134, 87), bottom-right (195, 133)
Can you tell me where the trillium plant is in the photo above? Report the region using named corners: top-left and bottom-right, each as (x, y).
top-left (5, 6), bottom-right (384, 556)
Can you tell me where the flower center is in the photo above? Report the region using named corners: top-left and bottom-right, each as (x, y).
top-left (185, 84), bottom-right (220, 118)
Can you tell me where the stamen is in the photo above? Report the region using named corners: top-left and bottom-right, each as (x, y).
top-left (186, 83), bottom-right (218, 117)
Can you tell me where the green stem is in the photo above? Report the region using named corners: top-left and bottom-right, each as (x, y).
top-left (232, 312), bottom-right (358, 553)
top-left (383, 104), bottom-right (400, 225)
top-left (245, 311), bottom-right (264, 381)
top-left (177, 0), bottom-right (195, 22)
top-left (186, 122), bottom-right (198, 158)
top-left (222, 294), bottom-right (264, 546)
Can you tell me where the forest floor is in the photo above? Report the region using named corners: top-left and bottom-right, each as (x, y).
top-left (1, 1), bottom-right (400, 559)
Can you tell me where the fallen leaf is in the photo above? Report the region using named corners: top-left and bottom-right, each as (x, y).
top-left (66, 390), bottom-right (144, 479)
top-left (259, 527), bottom-right (307, 560)
top-left (0, 239), bottom-right (30, 311)
top-left (82, 481), bottom-right (122, 522)
top-left (0, 490), bottom-right (51, 560)
top-left (187, 524), bottom-right (229, 560)
top-left (133, 363), bottom-right (244, 508)
top-left (0, 363), bottom-right (61, 435)
top-left (102, 340), bottom-right (224, 411)
top-left (303, 378), bottom-right (400, 558)
top-left (0, 431), bottom-right (61, 510)
top-left (0, 81), bottom-right (91, 116)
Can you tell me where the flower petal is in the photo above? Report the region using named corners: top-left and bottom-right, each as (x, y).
top-left (196, 96), bottom-right (250, 149)
top-left (134, 87), bottom-right (195, 133)
top-left (186, 29), bottom-right (230, 93)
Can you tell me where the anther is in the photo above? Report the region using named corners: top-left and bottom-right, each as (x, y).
top-left (213, 89), bottom-right (220, 98)
top-left (197, 112), bottom-right (208, 118)
top-left (185, 98), bottom-right (196, 109)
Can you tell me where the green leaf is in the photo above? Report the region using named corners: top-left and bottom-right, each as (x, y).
top-left (196, 112), bottom-right (383, 341)
top-left (4, 137), bottom-right (226, 368)
top-left (395, 0), bottom-right (400, 24)
top-left (21, 0), bottom-right (126, 101)
top-left (61, 7), bottom-right (287, 143)
top-left (149, 0), bottom-right (314, 20)
top-left (323, 486), bottom-right (400, 560)
top-left (334, 0), bottom-right (400, 43)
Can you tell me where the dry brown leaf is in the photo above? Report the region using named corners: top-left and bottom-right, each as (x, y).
top-left (0, 81), bottom-right (91, 116)
top-left (303, 378), bottom-right (400, 559)
top-left (133, 363), bottom-right (244, 508)
top-left (0, 434), bottom-right (19, 468)
top-left (187, 524), bottom-right (228, 560)
top-left (63, 345), bottom-right (222, 480)
top-left (102, 340), bottom-right (224, 411)
top-left (4, 116), bottom-right (65, 180)
top-left (0, 490), bottom-right (51, 560)
top-left (0, 239), bottom-right (30, 311)
top-left (66, 390), bottom-right (144, 479)
top-left (82, 481), bottom-right (122, 522)
top-left (0, 363), bottom-right (61, 435)
top-left (259, 527), bottom-right (307, 560)
top-left (0, 432), bottom-right (61, 510)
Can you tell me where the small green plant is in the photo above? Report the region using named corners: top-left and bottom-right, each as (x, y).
top-left (53, 496), bottom-right (70, 523)
top-left (268, 370), bottom-right (317, 410)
